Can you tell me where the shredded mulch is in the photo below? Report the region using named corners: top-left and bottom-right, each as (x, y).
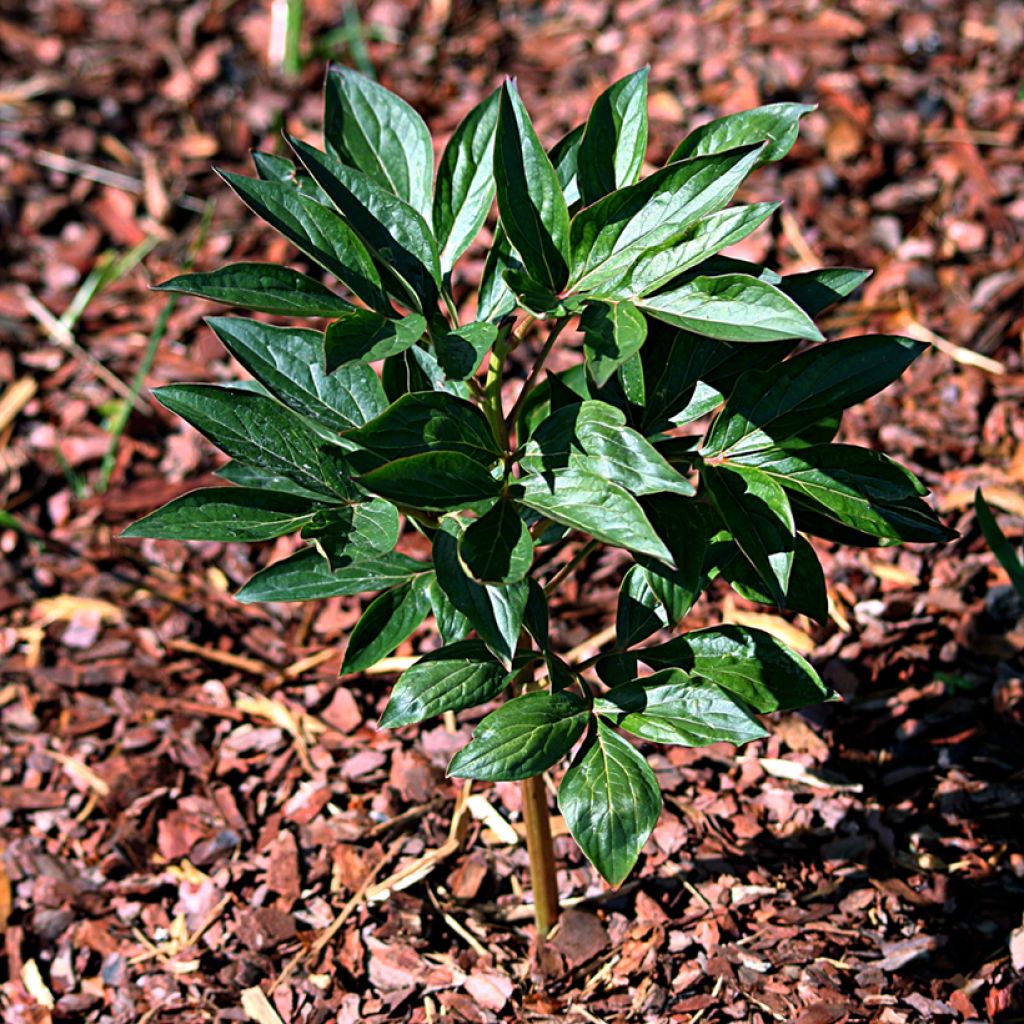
top-left (2, 1), bottom-right (1024, 1021)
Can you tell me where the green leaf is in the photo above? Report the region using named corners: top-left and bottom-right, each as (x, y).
top-left (459, 499), bottom-right (534, 584)
top-left (704, 462), bottom-right (795, 606)
top-left (642, 624), bottom-right (829, 712)
top-left (617, 564), bottom-right (668, 647)
top-left (434, 88), bottom-right (501, 274)
top-left (251, 150), bottom-right (331, 205)
top-left (476, 225), bottom-right (522, 323)
top-left (356, 452), bottom-right (503, 510)
top-left (704, 336), bottom-right (927, 457)
top-left (635, 495), bottom-right (707, 622)
top-left (448, 690), bottom-right (589, 781)
top-left (639, 274), bottom-right (824, 343)
top-left (217, 170), bottom-right (391, 313)
top-left (618, 352), bottom-right (646, 406)
top-left (517, 466), bottom-right (673, 564)
top-left (380, 639), bottom-right (509, 728)
top-left (779, 267), bottom-right (871, 315)
top-left (153, 384), bottom-right (356, 501)
top-left (435, 322), bottom-right (498, 380)
top-left (588, 203), bottom-right (779, 301)
top-left (558, 720), bottom-right (660, 886)
top-left (301, 498), bottom-right (401, 565)
top-left (324, 309), bottom-right (427, 370)
top-left (523, 579), bottom-right (549, 649)
top-left (122, 487), bottom-right (319, 541)
top-left (433, 522), bottom-right (528, 663)
top-left (346, 392), bottom-right (502, 465)
top-left (216, 461), bottom-right (337, 502)
top-left (736, 444), bottom-right (954, 544)
top-left (324, 65), bottom-right (434, 218)
top-left (289, 136), bottom-right (441, 312)
top-left (567, 145), bottom-right (762, 295)
top-left (577, 68), bottom-right (649, 204)
top-left (154, 264), bottom-right (354, 318)
top-left (494, 81), bottom-right (571, 293)
top-left (206, 317), bottom-right (386, 430)
top-left (595, 669), bottom-right (768, 747)
top-left (428, 577), bottom-right (472, 644)
top-left (550, 123), bottom-right (585, 207)
top-left (341, 574), bottom-right (434, 674)
top-left (580, 299), bottom-right (648, 387)
top-left (236, 545), bottom-right (427, 602)
top-left (720, 534), bottom-right (828, 623)
top-left (668, 102), bottom-right (815, 167)
top-left (975, 489), bottom-right (1024, 598)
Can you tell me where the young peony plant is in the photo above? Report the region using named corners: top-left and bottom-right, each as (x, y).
top-left (126, 67), bottom-right (954, 934)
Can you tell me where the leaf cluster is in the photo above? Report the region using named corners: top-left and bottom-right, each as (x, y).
top-left (129, 68), bottom-right (954, 885)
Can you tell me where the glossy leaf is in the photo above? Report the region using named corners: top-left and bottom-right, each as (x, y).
top-left (447, 690), bottom-right (589, 781)
top-left (578, 68), bottom-right (649, 204)
top-left (301, 498), bottom-right (401, 565)
top-left (704, 462), bottom-right (795, 606)
top-left (122, 487), bottom-right (319, 542)
top-left (341, 574), bottom-right (434, 674)
top-left (216, 461), bottom-right (337, 502)
top-left (154, 264), bottom-right (354, 318)
top-left (324, 65), bottom-right (433, 217)
top-left (494, 81), bottom-right (571, 292)
top-left (975, 489), bottom-right (1024, 598)
top-left (580, 299), bottom-right (648, 387)
top-left (459, 499), bottom-right (534, 584)
top-left (668, 102), bottom-right (815, 166)
top-left (217, 170), bottom-right (391, 313)
top-left (617, 564), bottom-right (668, 647)
top-left (434, 88), bottom-right (501, 273)
top-left (558, 720), bottom-right (660, 886)
top-left (206, 317), bottom-right (385, 430)
top-left (435, 322), bottom-right (498, 380)
top-left (639, 274), bottom-right (824, 343)
top-left (289, 136), bottom-right (441, 312)
top-left (356, 452), bottom-right (502, 510)
top-left (595, 669), bottom-right (768, 746)
top-left (324, 309), bottom-right (427, 370)
top-left (380, 640), bottom-right (509, 728)
top-left (636, 495), bottom-right (708, 623)
top-left (517, 467), bottom-right (673, 563)
top-left (779, 267), bottom-right (871, 314)
top-left (642, 624), bottom-right (829, 712)
top-left (428, 577), bottom-right (473, 645)
top-left (153, 384), bottom-right (356, 501)
top-left (568, 145), bottom-right (762, 295)
top-left (476, 225), bottom-right (522, 323)
top-left (236, 545), bottom-right (427, 603)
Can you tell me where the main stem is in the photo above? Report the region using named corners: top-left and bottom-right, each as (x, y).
top-left (521, 772), bottom-right (560, 936)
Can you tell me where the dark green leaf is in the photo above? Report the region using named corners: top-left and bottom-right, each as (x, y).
top-left (704, 462), bottom-right (795, 606)
top-left (494, 81), bottom-right (571, 293)
top-left (154, 264), bottom-right (354, 318)
top-left (517, 467), bottom-right (673, 563)
top-left (324, 309), bottom-right (427, 370)
top-left (618, 352), bottom-right (646, 405)
top-left (324, 65), bottom-right (433, 217)
top-left (580, 299), bottom-right (648, 387)
top-left (448, 690), bottom-right (589, 781)
top-left (668, 103), bottom-right (815, 166)
top-left (595, 668), bottom-right (768, 746)
top-left (236, 545), bottom-right (427, 602)
top-left (428, 577), bottom-right (473, 645)
top-left (289, 136), bottom-right (441, 312)
top-left (459, 499), bottom-right (534, 584)
top-left (640, 274), bottom-right (824, 343)
top-left (206, 316), bottom-right (386, 430)
top-left (635, 495), bottom-right (707, 622)
top-left (704, 336), bottom-right (928, 457)
top-left (346, 392), bottom-right (502, 465)
top-left (342, 574), bottom-right (434, 674)
top-left (215, 461), bottom-right (336, 501)
top-left (558, 720), bottom-right (660, 886)
top-left (476, 225), bottom-right (522, 323)
top-left (578, 68), bottom-right (649, 204)
top-left (300, 498), bottom-right (402, 566)
top-left (356, 452), bottom-right (503, 510)
top-left (975, 489), bottom-right (1024, 598)
top-left (617, 564), bottom-right (668, 646)
top-left (433, 522), bottom-right (527, 663)
top-left (217, 170), bottom-right (391, 313)
top-left (434, 88), bottom-right (501, 273)
top-left (122, 487), bottom-right (319, 541)
top-left (435, 322), bottom-right (498, 380)
top-left (642, 624), bottom-right (829, 712)
top-left (568, 145), bottom-right (762, 295)
top-left (380, 639), bottom-right (509, 728)
top-left (779, 267), bottom-right (871, 315)
top-left (153, 384), bottom-right (356, 501)
top-left (549, 123), bottom-right (585, 207)
top-left (736, 444), bottom-right (954, 544)
top-left (523, 579), bottom-right (549, 650)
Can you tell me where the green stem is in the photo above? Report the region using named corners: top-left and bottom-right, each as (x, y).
top-left (544, 538), bottom-right (599, 596)
top-left (483, 324), bottom-right (513, 452)
top-left (505, 316), bottom-right (570, 437)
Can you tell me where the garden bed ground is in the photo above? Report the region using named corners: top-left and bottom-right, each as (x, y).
top-left (1, 1), bottom-right (1024, 1021)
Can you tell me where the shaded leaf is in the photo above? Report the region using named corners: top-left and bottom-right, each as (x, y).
top-left (459, 499), bottom-right (534, 584)
top-left (342, 574), bottom-right (434, 674)
top-left (578, 68), bottom-right (649, 204)
top-left (324, 309), bottom-right (427, 370)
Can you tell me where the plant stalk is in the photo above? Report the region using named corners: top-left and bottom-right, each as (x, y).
top-left (520, 772), bottom-right (560, 936)
top-left (506, 315), bottom-right (571, 436)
